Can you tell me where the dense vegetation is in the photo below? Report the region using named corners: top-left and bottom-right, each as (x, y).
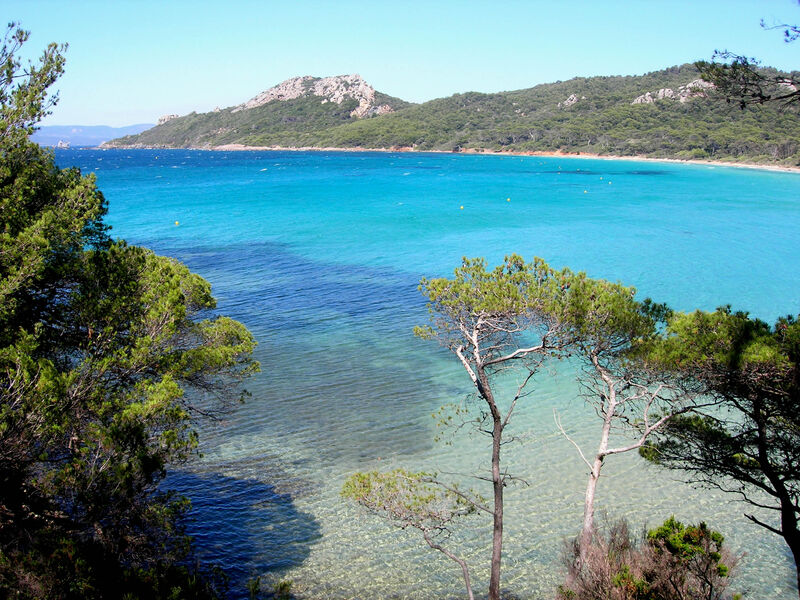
top-left (110, 63), bottom-right (800, 165)
top-left (1, 25), bottom-right (258, 598)
top-left (111, 89), bottom-right (410, 149)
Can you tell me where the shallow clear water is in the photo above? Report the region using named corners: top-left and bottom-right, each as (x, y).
top-left (58, 149), bottom-right (800, 598)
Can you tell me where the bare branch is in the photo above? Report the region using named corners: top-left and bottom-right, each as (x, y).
top-left (554, 408), bottom-right (593, 472)
top-left (484, 342), bottom-right (547, 367)
top-left (744, 513), bottom-right (783, 537)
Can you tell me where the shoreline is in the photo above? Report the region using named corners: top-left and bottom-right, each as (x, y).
top-left (210, 144), bottom-right (800, 174)
top-left (102, 142), bottom-right (800, 174)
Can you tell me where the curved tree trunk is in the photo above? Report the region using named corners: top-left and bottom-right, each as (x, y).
top-left (422, 530), bottom-right (475, 600)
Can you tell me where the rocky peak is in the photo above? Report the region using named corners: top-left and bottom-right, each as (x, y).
top-left (233, 74), bottom-right (394, 118)
top-left (632, 79), bottom-right (714, 105)
top-left (158, 114), bottom-right (179, 125)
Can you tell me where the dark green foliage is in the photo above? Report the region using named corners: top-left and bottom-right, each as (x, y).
top-left (559, 517), bottom-right (738, 600)
top-left (318, 67), bottom-right (799, 161)
top-left (0, 24), bottom-right (258, 598)
top-left (647, 517), bottom-right (728, 576)
top-left (640, 307), bottom-right (800, 593)
top-left (112, 64), bottom-right (800, 165)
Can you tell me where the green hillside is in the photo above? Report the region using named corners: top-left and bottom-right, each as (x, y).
top-left (108, 65), bottom-right (800, 165)
top-left (109, 92), bottom-right (411, 149)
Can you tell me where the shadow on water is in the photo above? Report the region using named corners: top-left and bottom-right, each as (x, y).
top-left (538, 169), bottom-right (670, 177)
top-left (626, 169), bottom-right (670, 176)
top-left (136, 239), bottom-right (424, 334)
top-left (166, 470), bottom-right (322, 596)
top-left (141, 239), bottom-right (453, 471)
top-left (540, 169), bottom-right (602, 176)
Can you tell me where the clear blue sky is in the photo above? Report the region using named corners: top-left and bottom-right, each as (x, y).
top-left (7, 0), bottom-right (800, 126)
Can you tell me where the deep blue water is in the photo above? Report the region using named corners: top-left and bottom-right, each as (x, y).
top-left (56, 149), bottom-right (800, 598)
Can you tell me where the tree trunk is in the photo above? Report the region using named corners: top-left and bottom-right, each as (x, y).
top-left (788, 556), bottom-right (800, 600)
top-left (779, 503), bottom-right (800, 599)
top-left (579, 454), bottom-right (603, 558)
top-left (579, 373), bottom-right (614, 564)
top-left (489, 410), bottom-right (503, 600)
top-left (423, 530), bottom-right (475, 600)
top-left (459, 558), bottom-right (475, 600)
top-left (754, 400), bottom-right (800, 599)
top-left (478, 366), bottom-right (503, 600)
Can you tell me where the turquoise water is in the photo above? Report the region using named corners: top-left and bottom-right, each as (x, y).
top-left (58, 149), bottom-right (800, 598)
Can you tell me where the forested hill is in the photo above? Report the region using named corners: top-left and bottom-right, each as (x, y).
top-left (106, 74), bottom-right (413, 150)
top-left (106, 64), bottom-right (800, 164)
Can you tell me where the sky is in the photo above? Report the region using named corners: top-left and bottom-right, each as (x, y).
top-left (7, 0), bottom-right (800, 126)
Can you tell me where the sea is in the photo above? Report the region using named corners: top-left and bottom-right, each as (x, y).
top-left (56, 148), bottom-right (800, 599)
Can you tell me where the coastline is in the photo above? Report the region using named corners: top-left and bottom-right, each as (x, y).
top-left (208, 143), bottom-right (800, 174)
top-left (100, 142), bottom-right (800, 174)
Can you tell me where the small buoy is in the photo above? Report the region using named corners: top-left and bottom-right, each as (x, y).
top-left (460, 205), bottom-right (464, 210)
top-left (608, 181), bottom-right (612, 185)
top-left (506, 198), bottom-right (510, 202)
top-left (584, 190), bottom-right (588, 193)
top-left (174, 221), bottom-right (179, 225)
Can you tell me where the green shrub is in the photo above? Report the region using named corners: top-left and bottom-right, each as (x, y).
top-left (558, 517), bottom-right (739, 600)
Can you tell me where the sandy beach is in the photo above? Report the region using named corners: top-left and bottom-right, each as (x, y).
top-left (207, 143), bottom-right (800, 175)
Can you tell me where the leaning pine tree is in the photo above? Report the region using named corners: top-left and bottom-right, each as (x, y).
top-left (412, 256), bottom-right (570, 600)
top-left (345, 256), bottom-right (572, 600)
top-left (641, 307), bottom-right (800, 598)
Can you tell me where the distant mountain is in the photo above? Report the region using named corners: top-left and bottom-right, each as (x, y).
top-left (32, 124), bottom-right (154, 147)
top-left (106, 65), bottom-right (800, 165)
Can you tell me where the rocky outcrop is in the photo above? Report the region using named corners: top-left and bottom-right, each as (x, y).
top-left (158, 114), bottom-right (179, 125)
top-left (232, 74), bottom-right (394, 118)
top-left (632, 79), bottom-right (714, 104)
top-left (558, 94), bottom-right (585, 108)
top-left (237, 76), bottom-right (311, 108)
top-left (355, 103), bottom-right (394, 118)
